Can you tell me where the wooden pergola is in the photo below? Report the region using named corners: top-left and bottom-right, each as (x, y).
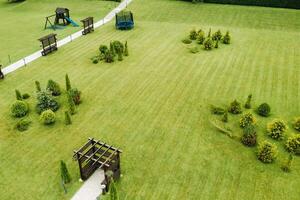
top-left (73, 138), bottom-right (122, 193)
top-left (38, 34), bottom-right (58, 56)
top-left (81, 17), bottom-right (94, 35)
top-left (0, 64), bottom-right (4, 79)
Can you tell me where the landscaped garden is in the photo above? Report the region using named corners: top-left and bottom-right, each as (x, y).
top-left (0, 0), bottom-right (300, 199)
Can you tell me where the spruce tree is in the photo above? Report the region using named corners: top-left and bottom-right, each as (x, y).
top-left (68, 93), bottom-right (76, 115)
top-left (245, 94), bottom-right (252, 109)
top-left (64, 111), bottom-right (72, 125)
top-left (109, 180), bottom-right (119, 200)
top-left (214, 40), bottom-right (219, 48)
top-left (208, 28), bottom-right (211, 37)
top-left (117, 51), bottom-right (123, 61)
top-left (222, 111), bottom-right (228, 123)
top-left (124, 41), bottom-right (129, 56)
top-left (60, 160), bottom-right (71, 184)
top-left (35, 81), bottom-right (41, 92)
top-left (110, 42), bottom-right (116, 57)
top-left (65, 74), bottom-right (72, 91)
top-left (15, 89), bottom-right (22, 100)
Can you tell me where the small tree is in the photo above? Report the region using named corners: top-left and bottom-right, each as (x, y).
top-left (109, 180), bottom-right (119, 200)
top-left (117, 51), bottom-right (123, 61)
top-left (35, 81), bottom-right (41, 92)
top-left (65, 74), bottom-right (72, 91)
top-left (15, 89), bottom-right (22, 100)
top-left (222, 111), bottom-right (228, 123)
top-left (228, 100), bottom-right (242, 114)
top-left (257, 103), bottom-right (271, 117)
top-left (47, 79), bottom-right (61, 96)
top-left (257, 141), bottom-right (278, 163)
top-left (64, 111), bottom-right (72, 125)
top-left (36, 91), bottom-right (60, 114)
top-left (203, 37), bottom-right (213, 50)
top-left (68, 93), bottom-right (76, 115)
top-left (110, 42), bottom-right (116, 57)
top-left (189, 29), bottom-right (197, 40)
top-left (239, 113), bottom-right (256, 128)
top-left (244, 94), bottom-right (252, 109)
top-left (60, 160), bottom-right (71, 184)
top-left (196, 30), bottom-right (205, 44)
top-left (223, 31), bottom-right (231, 44)
top-left (281, 154), bottom-right (293, 172)
top-left (124, 41), bottom-right (129, 56)
top-left (207, 28), bottom-right (211, 37)
top-left (267, 119), bottom-right (287, 140)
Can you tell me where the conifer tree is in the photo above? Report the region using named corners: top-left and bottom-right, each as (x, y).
top-left (110, 42), bottom-right (116, 57)
top-left (222, 111), bottom-right (228, 123)
top-left (117, 51), bottom-right (123, 61)
top-left (60, 160), bottom-right (71, 184)
top-left (68, 93), bottom-right (76, 115)
top-left (15, 89), bottom-right (22, 100)
top-left (65, 74), bottom-right (72, 91)
top-left (35, 81), bottom-right (41, 92)
top-left (245, 94), bottom-right (252, 109)
top-left (64, 111), bottom-right (72, 125)
top-left (124, 41), bottom-right (129, 56)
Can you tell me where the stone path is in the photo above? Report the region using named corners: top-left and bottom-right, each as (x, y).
top-left (2, 0), bottom-right (133, 76)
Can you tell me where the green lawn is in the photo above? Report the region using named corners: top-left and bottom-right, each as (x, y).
top-left (1, 0), bottom-right (300, 200)
top-left (0, 0), bottom-right (118, 65)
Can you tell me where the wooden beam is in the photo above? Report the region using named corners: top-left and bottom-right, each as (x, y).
top-left (99, 149), bottom-right (118, 169)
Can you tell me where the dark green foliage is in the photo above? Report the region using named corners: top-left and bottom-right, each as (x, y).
top-left (117, 51), bottom-right (123, 61)
top-left (22, 93), bottom-right (30, 99)
top-left (47, 80), bottom-right (61, 96)
top-left (228, 100), bottom-right (242, 114)
top-left (109, 180), bottom-right (119, 200)
top-left (244, 94), bottom-right (252, 109)
top-left (99, 45), bottom-right (109, 54)
top-left (241, 124), bottom-right (257, 146)
top-left (223, 31), bottom-right (231, 44)
top-left (189, 29), bottom-right (197, 40)
top-left (35, 81), bottom-right (41, 92)
top-left (257, 103), bottom-right (271, 117)
top-left (64, 111), bottom-right (72, 125)
top-left (267, 119), bottom-right (287, 140)
top-left (104, 50), bottom-right (115, 63)
top-left (15, 119), bottom-right (31, 132)
top-left (60, 160), bottom-right (71, 184)
top-left (285, 134), bottom-right (300, 154)
top-left (15, 89), bottom-right (22, 100)
top-left (257, 141), bottom-right (278, 163)
top-left (212, 30), bottom-right (222, 41)
top-left (281, 154), bottom-right (293, 172)
top-left (196, 30), bottom-right (205, 44)
top-left (65, 74), bottom-right (72, 91)
top-left (40, 109), bottom-right (56, 125)
top-left (92, 57), bottom-right (99, 64)
top-left (222, 111), bottom-right (228, 123)
top-left (36, 91), bottom-right (60, 114)
top-left (203, 37), bottom-right (213, 50)
top-left (293, 117), bottom-right (300, 132)
top-left (68, 88), bottom-right (81, 105)
top-left (11, 100), bottom-right (29, 118)
top-left (210, 105), bottom-right (226, 115)
top-left (190, 47), bottom-right (199, 54)
top-left (214, 40), bottom-right (219, 48)
top-left (182, 38), bottom-right (192, 44)
top-left (112, 41), bottom-right (124, 54)
top-left (207, 28), bottom-right (211, 37)
top-left (239, 113), bottom-right (256, 128)
top-left (124, 41), bottom-right (129, 56)
top-left (67, 93), bottom-right (76, 115)
top-left (110, 42), bottom-right (116, 57)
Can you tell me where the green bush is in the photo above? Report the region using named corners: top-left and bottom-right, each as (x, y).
top-left (222, 111), bottom-right (228, 123)
top-left (210, 105), bottom-right (226, 115)
top-left (244, 94), bottom-right (252, 109)
top-left (68, 88), bottom-right (81, 105)
top-left (293, 117), bottom-right (300, 132)
top-left (35, 81), bottom-right (41, 92)
top-left (228, 100), bottom-right (242, 114)
top-left (60, 160), bottom-right (71, 184)
top-left (124, 41), bottom-right (129, 56)
top-left (214, 40), bottom-right (219, 48)
top-left (65, 74), bottom-right (72, 91)
top-left (22, 93), bottom-right (30, 99)
top-left (68, 93), bottom-right (76, 115)
top-left (212, 30), bottom-right (222, 41)
top-left (64, 111), bottom-right (72, 125)
top-left (11, 100), bottom-right (29, 118)
top-left (15, 89), bottom-right (22, 100)
top-left (15, 119), bottom-right (31, 132)
top-left (281, 154), bottom-right (293, 172)
top-left (285, 134), bottom-right (300, 154)
top-left (203, 37), bottom-right (214, 50)
top-left (104, 50), bottom-right (115, 63)
top-left (257, 141), bottom-right (278, 163)
top-left (40, 109), bottom-right (56, 125)
top-left (112, 41), bottom-right (124, 54)
top-left (240, 113), bottom-right (256, 128)
top-left (257, 103), bottom-right (271, 117)
top-left (190, 47), bottom-right (199, 54)
top-left (99, 45), bottom-right (109, 54)
top-left (47, 80), bottom-right (61, 96)
top-left (241, 124), bottom-right (257, 147)
top-left (223, 31), bottom-right (231, 44)
top-left (267, 119), bottom-right (287, 140)
top-left (36, 91), bottom-right (60, 114)
top-left (182, 38), bottom-right (192, 44)
top-left (189, 29), bottom-right (197, 40)
top-left (196, 30), bottom-right (205, 44)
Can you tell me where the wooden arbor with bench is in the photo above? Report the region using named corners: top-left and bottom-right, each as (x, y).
top-left (73, 138), bottom-right (122, 193)
top-left (81, 17), bottom-right (94, 35)
top-left (38, 34), bottom-right (58, 56)
top-left (0, 64), bottom-right (4, 79)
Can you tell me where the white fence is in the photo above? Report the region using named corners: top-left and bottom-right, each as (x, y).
top-left (2, 0), bottom-right (133, 76)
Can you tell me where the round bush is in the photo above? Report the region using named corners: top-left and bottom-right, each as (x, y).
top-left (228, 100), bottom-right (242, 114)
top-left (189, 29), bottom-right (197, 40)
top-left (15, 119), bottom-right (31, 132)
top-left (285, 134), bottom-right (300, 155)
top-left (203, 37), bottom-right (213, 50)
top-left (11, 100), bottom-right (29, 118)
top-left (197, 30), bottom-right (205, 44)
top-left (182, 38), bottom-right (192, 44)
top-left (241, 124), bottom-right (257, 147)
top-left (267, 119), bottom-right (287, 140)
top-left (212, 30), bottom-right (222, 41)
top-left (68, 88), bottom-right (81, 105)
top-left (240, 113), bottom-right (256, 128)
top-left (47, 80), bottom-right (61, 96)
top-left (223, 31), bottom-right (231, 44)
top-left (257, 103), bottom-right (271, 117)
top-left (293, 117), bottom-right (300, 132)
top-left (257, 141), bottom-right (278, 163)
top-left (40, 109), bottom-right (56, 125)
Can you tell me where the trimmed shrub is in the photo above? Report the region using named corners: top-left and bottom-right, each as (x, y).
top-left (257, 141), bottom-right (278, 163)
top-left (64, 111), bottom-right (72, 125)
top-left (285, 134), bottom-right (300, 154)
top-left (228, 100), bottom-right (242, 114)
top-left (124, 41), bottom-right (129, 56)
top-left (112, 41), bottom-right (124, 54)
top-left (99, 45), bottom-right (109, 54)
top-left (65, 74), bottom-right (72, 91)
top-left (214, 40), bottom-right (219, 48)
top-left (68, 93), bottom-right (76, 115)
top-left (267, 119), bottom-right (287, 140)
top-left (11, 100), bottom-right (29, 118)
top-left (15, 89), bottom-right (22, 100)
top-left (210, 105), bottom-right (226, 115)
top-left (244, 94), bottom-right (252, 109)
top-left (40, 109), bottom-right (56, 125)
top-left (104, 50), bottom-right (115, 63)
top-left (207, 28), bottom-right (212, 37)
top-left (222, 111), bottom-right (228, 123)
top-left (190, 47), bottom-right (199, 54)
top-left (22, 93), bottom-right (30, 99)
top-left (257, 103), bottom-right (271, 117)
top-left (189, 29), bottom-right (197, 40)
top-left (47, 80), bottom-right (61, 96)
top-left (241, 124), bottom-right (257, 147)
top-left (117, 51), bottom-right (123, 61)
top-left (203, 37), bottom-right (213, 50)
top-left (281, 154), bottom-right (293, 172)
top-left (68, 88), bottom-right (81, 105)
top-left (60, 160), bottom-right (71, 184)
top-left (212, 30), bottom-right (222, 41)
top-left (293, 117), bottom-right (300, 132)
top-left (240, 113), bottom-right (256, 128)
top-left (223, 31), bottom-right (231, 44)
top-left (35, 81), bottom-right (41, 92)
top-left (182, 38), bottom-right (192, 44)
top-left (196, 30), bottom-right (205, 44)
top-left (15, 119), bottom-right (31, 132)
top-left (36, 91), bottom-right (60, 114)
top-left (110, 42), bottom-right (116, 57)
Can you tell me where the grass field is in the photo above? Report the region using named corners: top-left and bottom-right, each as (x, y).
top-left (0, 0), bottom-right (118, 65)
top-left (1, 0), bottom-right (300, 199)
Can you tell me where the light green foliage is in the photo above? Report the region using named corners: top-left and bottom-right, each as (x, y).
top-left (60, 160), bottom-right (71, 184)
top-left (239, 113), bottom-right (256, 128)
top-left (46, 80), bottom-right (61, 96)
top-left (285, 134), bottom-right (300, 154)
top-left (11, 100), bottom-right (29, 118)
top-left (15, 119), bottom-right (31, 132)
top-left (293, 117), bottom-right (300, 132)
top-left (228, 100), bottom-right (242, 114)
top-left (40, 109), bottom-right (56, 125)
top-left (257, 141), bottom-right (278, 163)
top-left (267, 119), bottom-right (287, 140)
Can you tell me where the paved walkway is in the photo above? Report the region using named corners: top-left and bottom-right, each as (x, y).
top-left (71, 169), bottom-right (105, 200)
top-left (2, 0), bottom-right (133, 76)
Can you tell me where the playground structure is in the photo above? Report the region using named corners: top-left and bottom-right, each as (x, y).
top-left (116, 11), bottom-right (134, 30)
top-left (38, 34), bottom-right (58, 56)
top-left (44, 7), bottom-right (79, 30)
top-left (81, 17), bottom-right (94, 35)
top-left (73, 138), bottom-right (122, 194)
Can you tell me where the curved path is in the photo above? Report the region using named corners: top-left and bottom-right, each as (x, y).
top-left (2, 0), bottom-right (133, 75)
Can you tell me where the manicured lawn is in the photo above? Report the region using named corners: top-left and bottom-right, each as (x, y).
top-left (0, 0), bottom-right (118, 65)
top-left (0, 0), bottom-right (300, 199)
